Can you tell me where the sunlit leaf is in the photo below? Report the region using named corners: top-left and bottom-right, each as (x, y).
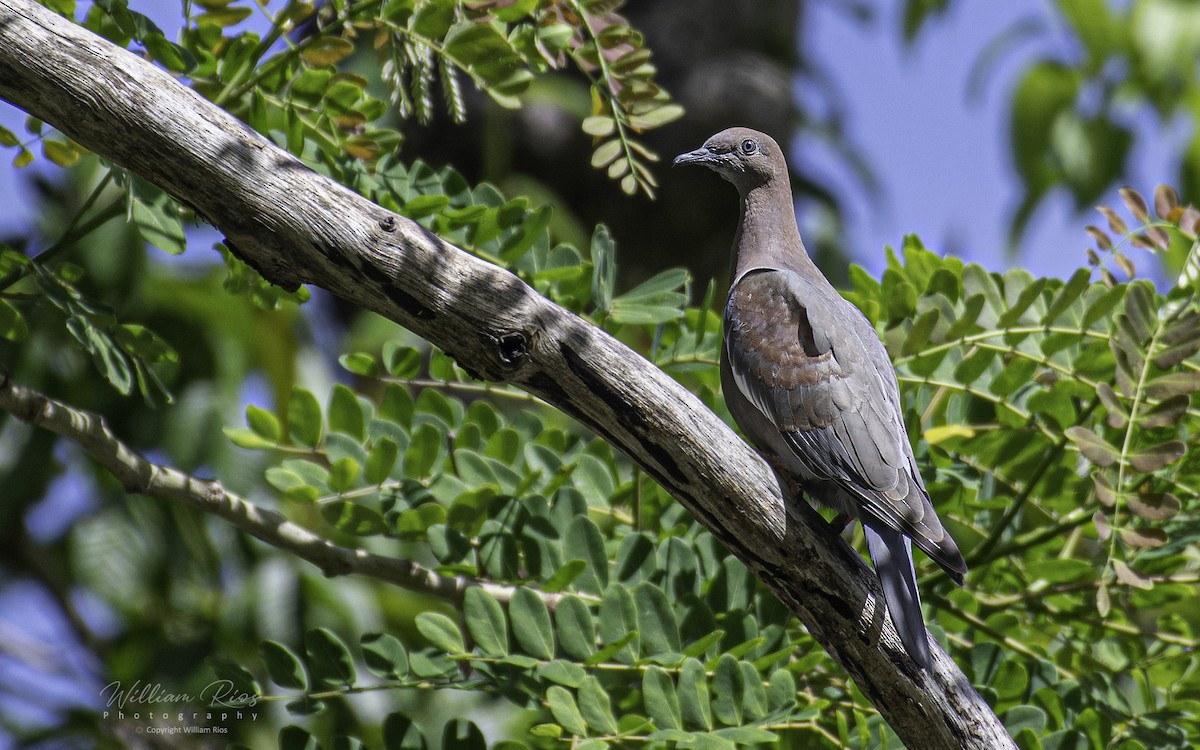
top-left (301, 36), bottom-right (355, 66)
top-left (1119, 526), bottom-right (1167, 549)
top-left (1065, 426), bottom-right (1118, 466)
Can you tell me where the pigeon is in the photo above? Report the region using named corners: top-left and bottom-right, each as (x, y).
top-left (675, 127), bottom-right (966, 669)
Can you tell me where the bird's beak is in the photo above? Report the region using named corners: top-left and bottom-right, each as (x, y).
top-left (673, 146), bottom-right (711, 166)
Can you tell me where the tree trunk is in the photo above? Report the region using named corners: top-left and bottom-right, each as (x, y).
top-left (0, 1), bottom-right (1013, 746)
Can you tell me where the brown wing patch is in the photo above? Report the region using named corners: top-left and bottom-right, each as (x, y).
top-left (728, 273), bottom-right (836, 389)
top-left (725, 272), bottom-right (850, 432)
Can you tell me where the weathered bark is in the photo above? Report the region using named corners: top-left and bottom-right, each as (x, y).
top-left (0, 1), bottom-right (1013, 746)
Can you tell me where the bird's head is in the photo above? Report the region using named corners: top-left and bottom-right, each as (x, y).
top-left (673, 127), bottom-right (783, 191)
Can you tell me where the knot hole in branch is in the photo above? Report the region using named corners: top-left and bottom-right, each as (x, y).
top-left (498, 331), bottom-right (530, 366)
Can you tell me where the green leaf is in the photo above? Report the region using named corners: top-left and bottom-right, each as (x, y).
top-left (591, 138), bottom-right (622, 168)
top-left (339, 352), bottom-right (379, 377)
top-left (403, 422), bottom-right (444, 478)
top-left (547, 686), bottom-right (588, 737)
top-left (416, 612), bottom-right (466, 655)
top-left (143, 32), bottom-right (193, 71)
top-left (583, 115), bottom-right (615, 137)
top-left (590, 224), bottom-right (617, 314)
top-left (615, 533), bottom-right (655, 584)
top-left (428, 524), bottom-right (472, 563)
top-left (634, 582), bottom-right (681, 658)
top-left (327, 456), bottom-right (360, 493)
top-left (712, 726), bottom-right (777, 744)
top-left (500, 204), bottom-right (552, 262)
top-left (901, 307), bottom-right (940, 356)
top-left (564, 516), bottom-right (608, 595)
top-left (417, 383), bottom-right (459, 426)
top-left (599, 584), bottom-right (639, 664)
top-left (659, 537), bottom-right (700, 599)
top-left (1004, 704), bottom-right (1049, 738)
top-left (382, 712), bottom-right (426, 750)
top-left (287, 387), bottom-right (323, 447)
top-left (260, 640), bottom-right (307, 690)
top-left (301, 35), bottom-right (355, 66)
top-left (225, 426), bottom-right (278, 450)
top-left (0, 299), bottom-right (27, 341)
top-left (395, 503), bottom-right (447, 539)
top-left (1041, 268), bottom-right (1092, 323)
top-left (208, 657), bottom-right (261, 700)
top-left (555, 594), bottom-right (597, 660)
top-left (479, 524), bottom-right (519, 579)
top-left (643, 666), bottom-right (682, 730)
top-left (767, 668), bottom-right (797, 712)
top-left (712, 654), bottom-right (742, 726)
top-left (464, 587), bottom-right (508, 657)
top-left (279, 726), bottom-right (321, 750)
top-left (441, 720), bottom-right (486, 750)
top-left (328, 383), bottom-right (366, 440)
top-left (1082, 285), bottom-right (1125, 327)
top-left (610, 268), bottom-right (689, 324)
top-left (1026, 559), bottom-right (1095, 586)
top-left (510, 587), bottom-right (554, 659)
top-left (882, 267), bottom-right (918, 322)
top-left (114, 323), bottom-right (176, 363)
top-left (494, 0), bottom-right (537, 21)
top-left (380, 383), bottom-right (414, 426)
top-left (306, 628), bottom-right (356, 687)
top-left (74, 321), bottom-right (132, 395)
top-left (627, 103), bottom-right (684, 129)
top-left (365, 437), bottom-right (399, 484)
top-left (678, 657), bottom-right (713, 731)
top-left (382, 343), bottom-right (423, 378)
top-left (1011, 61), bottom-right (1079, 186)
top-left (543, 559), bottom-right (586, 593)
top-left (740, 660), bottom-right (768, 719)
top-left (363, 633), bottom-right (409, 680)
top-left (539, 658), bottom-right (586, 687)
top-left (321, 500), bottom-right (387, 535)
top-left (197, 5), bottom-right (252, 27)
top-left (578, 675), bottom-right (618, 733)
top-left (455, 448), bottom-right (499, 488)
top-left (128, 176), bottom-right (186, 255)
top-left (989, 357), bottom-right (1037, 397)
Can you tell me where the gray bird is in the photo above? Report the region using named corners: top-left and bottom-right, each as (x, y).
top-left (675, 127), bottom-right (966, 669)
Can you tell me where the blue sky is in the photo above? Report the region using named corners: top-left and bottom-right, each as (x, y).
top-left (800, 0), bottom-right (1183, 282)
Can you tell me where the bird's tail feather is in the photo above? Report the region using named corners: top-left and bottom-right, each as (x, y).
top-left (864, 522), bottom-right (932, 670)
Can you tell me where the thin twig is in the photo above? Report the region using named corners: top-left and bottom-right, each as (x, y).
top-left (0, 372), bottom-right (560, 609)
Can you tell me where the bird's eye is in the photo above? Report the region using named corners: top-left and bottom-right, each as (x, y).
top-left (740, 138), bottom-right (758, 155)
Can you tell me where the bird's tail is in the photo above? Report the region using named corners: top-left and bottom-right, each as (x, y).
top-left (864, 521), bottom-right (932, 670)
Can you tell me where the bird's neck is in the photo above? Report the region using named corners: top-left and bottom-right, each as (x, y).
top-left (731, 181), bottom-right (817, 283)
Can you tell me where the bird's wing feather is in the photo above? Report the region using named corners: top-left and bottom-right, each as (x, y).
top-left (724, 267), bottom-right (944, 545)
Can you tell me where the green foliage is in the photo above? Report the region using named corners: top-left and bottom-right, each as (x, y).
top-left (5, 3), bottom-right (1200, 750)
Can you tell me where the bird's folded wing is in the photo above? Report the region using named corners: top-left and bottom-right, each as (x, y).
top-left (724, 268), bottom-right (932, 534)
